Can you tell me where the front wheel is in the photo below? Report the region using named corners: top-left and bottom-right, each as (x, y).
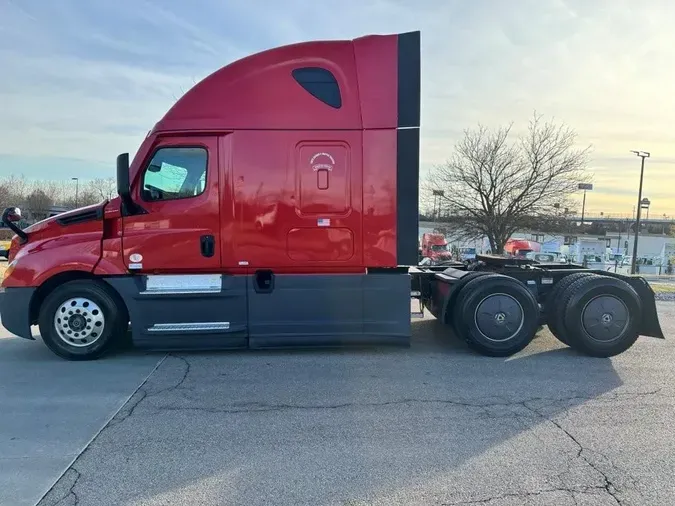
top-left (38, 280), bottom-right (127, 360)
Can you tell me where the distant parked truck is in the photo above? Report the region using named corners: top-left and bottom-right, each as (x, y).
top-left (0, 30), bottom-right (665, 361)
top-left (420, 233), bottom-right (453, 264)
top-left (504, 239), bottom-right (541, 258)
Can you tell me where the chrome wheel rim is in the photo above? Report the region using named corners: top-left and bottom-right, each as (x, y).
top-left (53, 297), bottom-right (105, 347)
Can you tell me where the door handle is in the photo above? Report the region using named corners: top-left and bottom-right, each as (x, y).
top-left (200, 235), bottom-right (215, 258)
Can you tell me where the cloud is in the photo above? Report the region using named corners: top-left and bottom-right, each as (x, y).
top-left (0, 0), bottom-right (673, 213)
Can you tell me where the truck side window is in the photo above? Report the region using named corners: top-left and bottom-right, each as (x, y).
top-left (141, 147), bottom-right (208, 202)
top-left (292, 67), bottom-right (342, 109)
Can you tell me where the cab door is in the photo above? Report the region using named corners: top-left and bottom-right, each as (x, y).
top-left (121, 135), bottom-right (221, 272)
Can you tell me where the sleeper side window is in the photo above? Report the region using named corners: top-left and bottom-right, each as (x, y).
top-left (141, 147), bottom-right (208, 202)
top-left (292, 67), bottom-right (342, 109)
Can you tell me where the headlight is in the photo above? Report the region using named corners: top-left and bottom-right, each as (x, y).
top-left (1, 259), bottom-right (17, 285)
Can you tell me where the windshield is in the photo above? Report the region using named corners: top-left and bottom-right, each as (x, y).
top-left (430, 244), bottom-right (448, 252)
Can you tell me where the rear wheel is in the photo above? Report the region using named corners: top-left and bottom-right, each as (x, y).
top-left (449, 272), bottom-right (499, 332)
top-left (545, 273), bottom-right (599, 345)
top-left (453, 275), bottom-right (540, 357)
top-left (38, 280), bottom-right (127, 360)
top-left (560, 276), bottom-right (642, 357)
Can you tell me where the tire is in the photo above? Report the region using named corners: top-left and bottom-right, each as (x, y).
top-left (560, 276), bottom-right (642, 357)
top-left (38, 280), bottom-right (127, 360)
top-left (449, 272), bottom-right (499, 332)
top-left (452, 274), bottom-right (540, 357)
top-left (545, 273), bottom-right (599, 345)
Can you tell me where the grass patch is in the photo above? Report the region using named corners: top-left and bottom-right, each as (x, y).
top-left (650, 283), bottom-right (675, 294)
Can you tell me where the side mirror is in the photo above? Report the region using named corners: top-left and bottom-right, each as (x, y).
top-left (3, 207), bottom-right (21, 222)
top-left (116, 153), bottom-right (130, 197)
top-left (116, 153), bottom-right (137, 216)
top-left (2, 207), bottom-right (28, 243)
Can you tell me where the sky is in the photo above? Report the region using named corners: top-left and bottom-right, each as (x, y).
top-left (0, 0), bottom-right (674, 216)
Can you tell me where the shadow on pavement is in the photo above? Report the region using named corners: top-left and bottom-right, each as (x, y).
top-left (35, 317), bottom-right (634, 506)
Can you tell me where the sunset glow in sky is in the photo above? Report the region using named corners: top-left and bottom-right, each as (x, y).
top-left (1, 0), bottom-right (673, 215)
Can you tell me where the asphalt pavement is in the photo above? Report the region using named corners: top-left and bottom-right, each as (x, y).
top-left (8, 302), bottom-right (668, 506)
top-left (0, 322), bottom-right (162, 506)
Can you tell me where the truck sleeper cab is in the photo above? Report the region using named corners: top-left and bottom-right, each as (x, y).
top-left (0, 30), bottom-right (665, 361)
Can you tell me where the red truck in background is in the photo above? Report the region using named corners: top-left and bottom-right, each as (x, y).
top-left (0, 31), bottom-right (664, 361)
top-left (504, 239), bottom-right (541, 258)
top-left (420, 233), bottom-right (453, 264)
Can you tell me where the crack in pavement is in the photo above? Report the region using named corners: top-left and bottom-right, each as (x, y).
top-left (51, 468), bottom-right (80, 506)
top-left (102, 354), bottom-right (190, 429)
top-left (442, 484), bottom-right (615, 505)
top-left (146, 354), bottom-right (191, 397)
top-left (144, 388), bottom-right (667, 417)
top-left (105, 388), bottom-right (147, 429)
top-left (545, 417), bottom-right (623, 505)
top-left (522, 401), bottom-right (629, 506)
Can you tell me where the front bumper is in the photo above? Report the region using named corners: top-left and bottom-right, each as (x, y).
top-left (0, 287), bottom-right (36, 339)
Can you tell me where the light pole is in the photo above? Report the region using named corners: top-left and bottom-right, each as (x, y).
top-left (630, 150), bottom-right (650, 274)
top-left (72, 177), bottom-right (79, 208)
top-left (578, 183), bottom-right (593, 224)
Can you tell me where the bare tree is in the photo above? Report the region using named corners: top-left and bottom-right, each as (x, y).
top-left (0, 183), bottom-right (12, 213)
top-left (86, 177), bottom-right (117, 201)
top-left (0, 174), bottom-right (28, 212)
top-left (424, 113), bottom-right (591, 253)
top-left (25, 189), bottom-right (54, 221)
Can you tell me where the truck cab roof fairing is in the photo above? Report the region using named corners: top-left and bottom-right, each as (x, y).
top-left (155, 39), bottom-right (362, 132)
top-left (153, 32), bottom-right (419, 133)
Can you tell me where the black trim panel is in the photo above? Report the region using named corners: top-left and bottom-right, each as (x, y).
top-left (396, 127), bottom-right (420, 266)
top-left (248, 273), bottom-right (411, 348)
top-left (0, 287), bottom-right (36, 340)
top-left (56, 207), bottom-right (103, 226)
top-left (397, 31), bottom-right (421, 128)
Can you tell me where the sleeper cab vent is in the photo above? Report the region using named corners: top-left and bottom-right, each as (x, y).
top-left (292, 67), bottom-right (342, 109)
top-left (56, 208), bottom-right (103, 226)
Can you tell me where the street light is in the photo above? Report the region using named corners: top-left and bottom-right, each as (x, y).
top-left (630, 150), bottom-right (650, 274)
top-left (641, 198), bottom-right (651, 220)
top-left (578, 183), bottom-right (593, 224)
top-left (72, 177), bottom-right (79, 208)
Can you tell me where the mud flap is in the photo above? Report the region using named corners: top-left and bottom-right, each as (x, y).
top-left (626, 277), bottom-right (665, 338)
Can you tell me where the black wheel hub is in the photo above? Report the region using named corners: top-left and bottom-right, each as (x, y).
top-left (582, 295), bottom-right (629, 342)
top-left (475, 294), bottom-right (524, 342)
top-left (68, 314), bottom-right (87, 331)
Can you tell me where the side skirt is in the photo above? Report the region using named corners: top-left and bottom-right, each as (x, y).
top-left (105, 274), bottom-right (248, 350)
top-left (248, 272), bottom-right (411, 348)
top-left (103, 272), bottom-right (412, 351)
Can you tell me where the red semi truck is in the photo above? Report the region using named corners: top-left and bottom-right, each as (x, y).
top-left (504, 239), bottom-right (541, 258)
top-left (0, 31), bottom-right (664, 360)
top-left (420, 233), bottom-right (453, 264)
